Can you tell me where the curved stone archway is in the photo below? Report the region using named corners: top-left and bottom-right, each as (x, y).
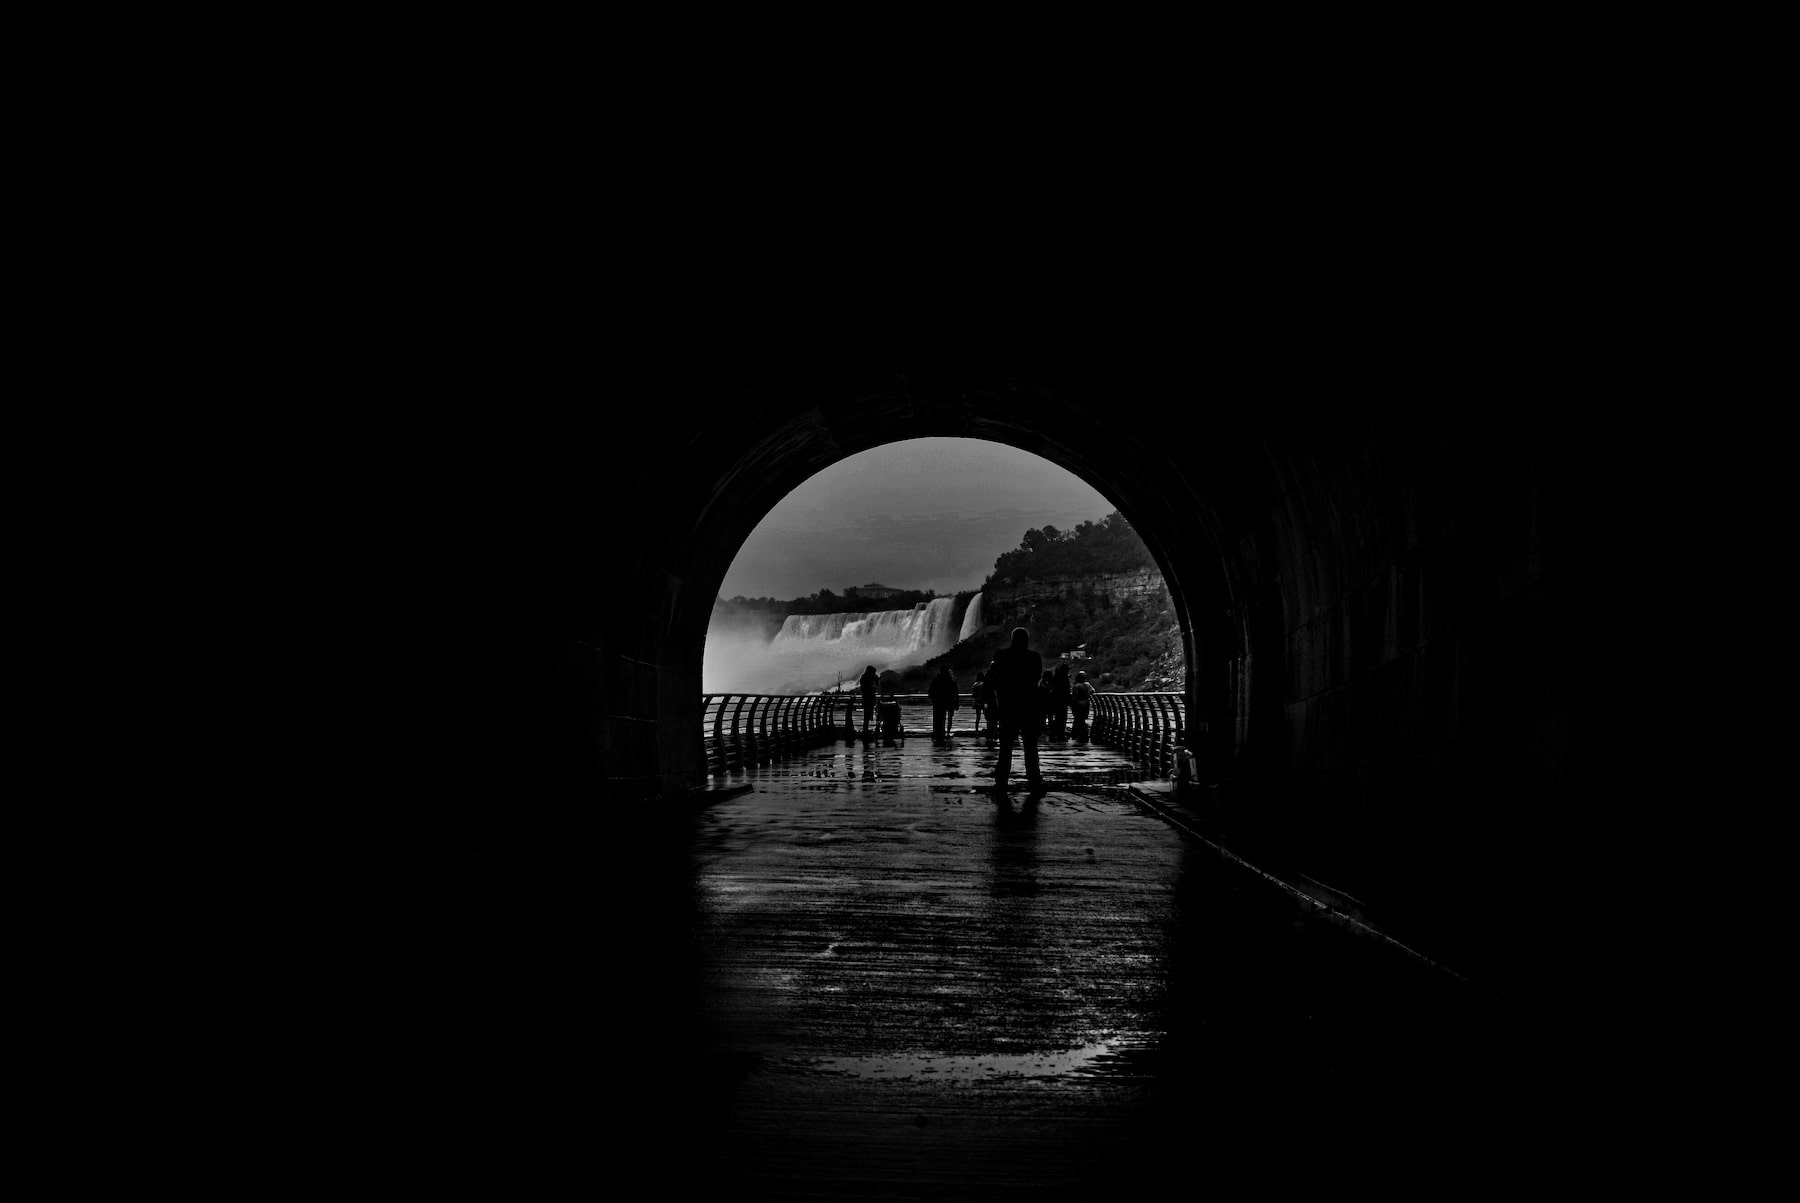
top-left (459, 342), bottom-right (1610, 969)
top-left (26, 175), bottom-right (1783, 1203)
top-left (665, 382), bottom-right (1250, 789)
top-left (606, 359), bottom-right (1268, 800)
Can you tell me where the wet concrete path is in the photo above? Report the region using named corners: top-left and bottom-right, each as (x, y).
top-left (278, 720), bottom-right (1729, 1202)
top-left (14, 726), bottom-right (1773, 1201)
top-left (649, 731), bottom-right (1542, 1201)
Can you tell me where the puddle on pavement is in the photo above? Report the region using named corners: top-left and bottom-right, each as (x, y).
top-left (784, 1038), bottom-right (1148, 1082)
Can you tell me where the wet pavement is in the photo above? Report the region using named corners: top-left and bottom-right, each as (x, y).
top-left (646, 729), bottom-right (1541, 1201)
top-left (11, 716), bottom-right (1780, 1201)
top-left (225, 723), bottom-right (1735, 1202)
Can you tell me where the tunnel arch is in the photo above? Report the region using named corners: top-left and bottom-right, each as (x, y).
top-left (656, 366), bottom-right (1258, 793)
top-left (473, 336), bottom-right (1602, 971)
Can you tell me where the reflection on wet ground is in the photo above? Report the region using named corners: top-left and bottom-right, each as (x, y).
top-left (672, 735), bottom-right (1530, 1200)
top-left (783, 723), bottom-right (1157, 788)
top-left (795, 1038), bottom-right (1143, 1082)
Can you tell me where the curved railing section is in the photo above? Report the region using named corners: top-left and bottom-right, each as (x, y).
top-left (1088, 691), bottom-right (1188, 776)
top-left (701, 692), bottom-right (850, 775)
top-left (701, 690), bottom-right (1190, 777)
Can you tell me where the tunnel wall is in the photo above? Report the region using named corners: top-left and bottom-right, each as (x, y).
top-left (437, 345), bottom-right (1611, 986)
top-left (1205, 422), bottom-right (1605, 922)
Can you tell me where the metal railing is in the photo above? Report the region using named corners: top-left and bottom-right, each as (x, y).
top-left (701, 692), bottom-right (857, 775)
top-left (1088, 691), bottom-right (1189, 776)
top-left (702, 689), bottom-right (1191, 777)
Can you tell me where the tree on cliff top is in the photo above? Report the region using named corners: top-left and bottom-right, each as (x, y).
top-left (984, 512), bottom-right (1154, 587)
top-left (718, 586), bottom-right (941, 616)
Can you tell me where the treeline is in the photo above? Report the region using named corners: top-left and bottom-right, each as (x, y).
top-left (720, 510), bottom-right (1156, 618)
top-left (985, 512), bottom-right (1155, 586)
top-left (978, 512), bottom-right (1177, 690)
top-left (719, 587), bottom-right (943, 616)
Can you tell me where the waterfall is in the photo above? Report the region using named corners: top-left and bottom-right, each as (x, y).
top-left (707, 597), bottom-right (959, 694)
top-left (771, 596), bottom-right (959, 661)
top-left (957, 591), bottom-right (985, 642)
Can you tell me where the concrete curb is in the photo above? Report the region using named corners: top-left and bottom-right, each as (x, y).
top-left (1124, 782), bottom-right (1492, 1000)
top-left (671, 781), bottom-right (755, 811)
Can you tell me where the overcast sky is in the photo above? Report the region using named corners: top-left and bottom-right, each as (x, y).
top-left (718, 438), bottom-right (1117, 601)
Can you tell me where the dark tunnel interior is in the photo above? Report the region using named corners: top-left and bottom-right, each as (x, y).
top-left (18, 293), bottom-right (1787, 1201)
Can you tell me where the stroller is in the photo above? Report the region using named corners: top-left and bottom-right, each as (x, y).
top-left (876, 691), bottom-right (905, 747)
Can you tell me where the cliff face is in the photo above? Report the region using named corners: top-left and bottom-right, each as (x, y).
top-left (984, 568), bottom-right (1164, 609)
top-left (952, 568), bottom-right (1182, 693)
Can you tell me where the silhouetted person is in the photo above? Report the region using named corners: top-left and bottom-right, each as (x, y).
top-left (1169, 727), bottom-right (1200, 793)
top-left (859, 665), bottom-right (879, 733)
top-left (929, 666), bottom-right (959, 738)
top-left (1069, 670), bottom-right (1093, 742)
top-left (877, 684), bottom-right (904, 747)
top-left (968, 672), bottom-right (989, 735)
top-left (986, 627), bottom-right (1045, 793)
top-left (1050, 662), bottom-right (1072, 740)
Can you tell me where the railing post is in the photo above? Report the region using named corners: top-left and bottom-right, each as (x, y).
top-left (750, 696), bottom-right (769, 765)
top-left (1171, 695), bottom-right (1189, 774)
top-left (728, 694), bottom-right (751, 771)
top-left (777, 695), bottom-right (798, 756)
top-left (1151, 695), bottom-right (1175, 774)
top-left (1146, 694), bottom-right (1162, 771)
top-left (761, 696), bottom-right (779, 764)
top-left (703, 694), bottom-right (715, 774)
top-left (707, 694), bottom-right (726, 775)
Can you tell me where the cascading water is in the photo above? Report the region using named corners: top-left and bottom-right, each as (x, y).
top-left (706, 597), bottom-right (965, 695)
top-left (770, 596), bottom-right (958, 666)
top-left (957, 591), bottom-right (984, 642)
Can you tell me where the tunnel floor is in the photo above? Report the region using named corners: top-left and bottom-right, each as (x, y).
top-left (594, 730), bottom-right (1568, 1202)
top-left (305, 725), bottom-right (1733, 1202)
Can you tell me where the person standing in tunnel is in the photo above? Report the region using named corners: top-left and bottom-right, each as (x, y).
top-left (1050, 661), bottom-right (1072, 740)
top-left (1069, 670), bottom-right (1093, 742)
top-left (859, 665), bottom-right (879, 734)
top-left (986, 627), bottom-right (1045, 794)
top-left (968, 672), bottom-right (989, 735)
top-left (929, 665), bottom-right (959, 739)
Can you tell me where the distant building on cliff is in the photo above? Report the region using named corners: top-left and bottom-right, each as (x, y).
top-left (845, 582), bottom-right (902, 600)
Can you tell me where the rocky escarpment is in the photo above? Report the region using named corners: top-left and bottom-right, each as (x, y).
top-left (957, 569), bottom-right (1183, 692)
top-left (984, 568), bottom-right (1164, 609)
